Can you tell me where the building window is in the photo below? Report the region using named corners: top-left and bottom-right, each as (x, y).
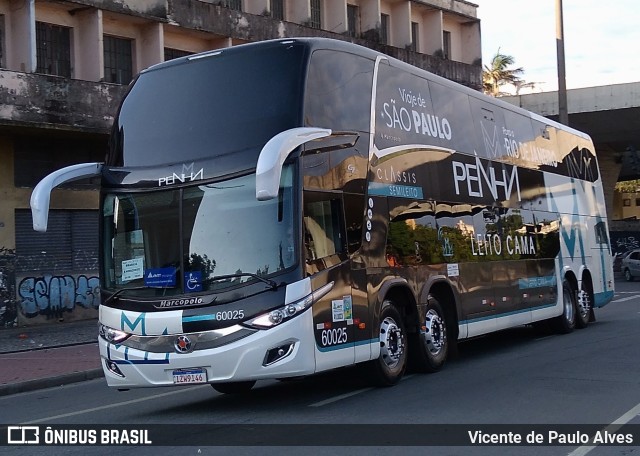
top-left (411, 22), bottom-right (419, 52)
top-left (443, 30), bottom-right (451, 60)
top-left (164, 48), bottom-right (192, 62)
top-left (13, 135), bottom-right (106, 188)
top-left (380, 14), bottom-right (389, 45)
top-left (309, 0), bottom-right (322, 29)
top-left (623, 199), bottom-right (631, 207)
top-left (223, 0), bottom-right (242, 11)
top-left (347, 5), bottom-right (359, 37)
top-left (270, 0), bottom-right (284, 20)
top-left (104, 35), bottom-right (133, 84)
top-left (35, 21), bottom-right (71, 78)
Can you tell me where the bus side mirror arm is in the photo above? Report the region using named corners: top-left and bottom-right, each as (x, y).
top-left (30, 162), bottom-right (103, 232)
top-left (256, 127), bottom-right (331, 201)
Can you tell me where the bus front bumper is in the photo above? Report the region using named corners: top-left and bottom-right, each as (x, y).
top-left (98, 310), bottom-right (317, 388)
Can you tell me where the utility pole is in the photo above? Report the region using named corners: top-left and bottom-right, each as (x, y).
top-left (556, 0), bottom-right (569, 125)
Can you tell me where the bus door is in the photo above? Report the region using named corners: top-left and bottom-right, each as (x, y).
top-left (303, 191), bottom-right (358, 371)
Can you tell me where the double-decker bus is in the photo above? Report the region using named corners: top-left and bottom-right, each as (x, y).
top-left (31, 38), bottom-right (614, 393)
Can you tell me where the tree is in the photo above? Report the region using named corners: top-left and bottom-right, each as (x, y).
top-left (482, 49), bottom-right (529, 97)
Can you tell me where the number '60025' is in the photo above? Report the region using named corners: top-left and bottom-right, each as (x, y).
top-left (321, 328), bottom-right (347, 346)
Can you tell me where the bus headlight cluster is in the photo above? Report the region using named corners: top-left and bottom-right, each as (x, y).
top-left (245, 281), bottom-right (334, 329)
top-left (99, 324), bottom-right (131, 344)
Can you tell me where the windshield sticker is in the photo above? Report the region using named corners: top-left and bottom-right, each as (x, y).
top-left (122, 258), bottom-right (144, 282)
top-left (144, 267), bottom-right (177, 287)
top-left (185, 271), bottom-right (203, 293)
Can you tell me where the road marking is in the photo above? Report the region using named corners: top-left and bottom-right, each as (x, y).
top-left (22, 385), bottom-right (208, 424)
top-left (611, 296), bottom-right (639, 303)
top-left (566, 401), bottom-right (640, 456)
top-left (309, 387), bottom-right (374, 407)
top-left (309, 374), bottom-right (415, 407)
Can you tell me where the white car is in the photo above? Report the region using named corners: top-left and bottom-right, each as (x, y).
top-left (621, 249), bottom-right (640, 281)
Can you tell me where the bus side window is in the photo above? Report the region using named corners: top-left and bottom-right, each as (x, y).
top-left (303, 193), bottom-right (346, 275)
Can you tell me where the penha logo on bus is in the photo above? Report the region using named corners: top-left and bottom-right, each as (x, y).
top-left (158, 163), bottom-right (204, 186)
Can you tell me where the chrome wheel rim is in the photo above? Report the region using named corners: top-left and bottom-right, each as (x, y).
top-left (379, 316), bottom-right (405, 369)
top-left (424, 308), bottom-right (446, 355)
top-left (563, 289), bottom-right (574, 323)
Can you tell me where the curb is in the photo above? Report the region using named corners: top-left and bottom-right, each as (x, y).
top-left (0, 369), bottom-right (104, 397)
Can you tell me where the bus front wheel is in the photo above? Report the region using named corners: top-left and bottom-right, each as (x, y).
top-left (211, 381), bottom-right (256, 394)
top-left (409, 296), bottom-right (448, 373)
top-left (368, 300), bottom-right (408, 386)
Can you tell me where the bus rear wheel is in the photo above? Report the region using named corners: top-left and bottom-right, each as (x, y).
top-left (575, 287), bottom-right (592, 329)
top-left (211, 381), bottom-right (256, 394)
top-left (551, 280), bottom-right (576, 334)
top-left (368, 300), bottom-right (407, 386)
top-left (409, 296), bottom-right (448, 373)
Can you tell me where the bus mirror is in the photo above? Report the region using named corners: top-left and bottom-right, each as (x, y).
top-left (30, 162), bottom-right (103, 232)
top-left (256, 127), bottom-right (331, 201)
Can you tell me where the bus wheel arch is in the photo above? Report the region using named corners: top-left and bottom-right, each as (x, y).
top-left (410, 281), bottom-right (458, 373)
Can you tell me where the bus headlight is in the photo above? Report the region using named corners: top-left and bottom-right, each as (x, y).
top-left (99, 324), bottom-right (131, 344)
top-left (245, 281), bottom-right (334, 329)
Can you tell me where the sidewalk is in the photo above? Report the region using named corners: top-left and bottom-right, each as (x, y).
top-left (0, 319), bottom-right (103, 396)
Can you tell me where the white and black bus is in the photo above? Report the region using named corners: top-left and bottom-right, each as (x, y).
top-left (31, 38), bottom-right (614, 393)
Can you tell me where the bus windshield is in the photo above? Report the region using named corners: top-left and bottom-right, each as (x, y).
top-left (102, 166), bottom-right (296, 296)
top-left (108, 42), bottom-right (306, 167)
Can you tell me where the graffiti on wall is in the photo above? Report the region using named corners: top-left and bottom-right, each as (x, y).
top-left (610, 231), bottom-right (640, 255)
top-left (18, 274), bottom-right (100, 319)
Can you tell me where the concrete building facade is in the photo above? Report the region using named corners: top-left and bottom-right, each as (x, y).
top-left (0, 0), bottom-right (482, 327)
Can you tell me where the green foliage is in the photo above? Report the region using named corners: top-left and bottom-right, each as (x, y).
top-left (615, 180), bottom-right (640, 193)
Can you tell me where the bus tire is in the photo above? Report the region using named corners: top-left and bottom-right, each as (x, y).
top-left (211, 381), bottom-right (256, 394)
top-left (575, 286), bottom-right (592, 329)
top-left (409, 295), bottom-right (448, 373)
top-left (368, 300), bottom-right (407, 386)
top-left (551, 281), bottom-right (576, 334)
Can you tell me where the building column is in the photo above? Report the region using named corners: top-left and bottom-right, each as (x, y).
top-left (421, 9), bottom-right (442, 56)
top-left (359, 0), bottom-right (380, 35)
top-left (390, 1), bottom-right (411, 48)
top-left (324, 0), bottom-right (347, 34)
top-left (9, 0), bottom-right (35, 72)
top-left (289, 0), bottom-right (310, 25)
top-left (461, 20), bottom-right (481, 65)
top-left (75, 8), bottom-right (103, 82)
top-left (244, 0), bottom-right (269, 16)
top-left (140, 22), bottom-right (163, 71)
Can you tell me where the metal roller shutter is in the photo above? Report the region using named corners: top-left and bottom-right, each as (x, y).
top-left (15, 210), bottom-right (98, 274)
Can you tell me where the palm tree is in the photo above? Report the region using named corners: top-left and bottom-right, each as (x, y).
top-left (482, 49), bottom-right (526, 97)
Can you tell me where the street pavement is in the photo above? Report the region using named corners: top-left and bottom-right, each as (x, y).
top-left (0, 319), bottom-right (103, 396)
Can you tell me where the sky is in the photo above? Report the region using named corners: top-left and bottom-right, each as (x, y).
top-left (477, 0), bottom-right (640, 93)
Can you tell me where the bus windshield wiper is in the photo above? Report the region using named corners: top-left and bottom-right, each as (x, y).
top-left (103, 285), bottom-right (176, 306)
top-left (204, 273), bottom-right (278, 290)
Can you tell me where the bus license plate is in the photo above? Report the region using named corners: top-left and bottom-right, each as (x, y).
top-left (173, 368), bottom-right (207, 385)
